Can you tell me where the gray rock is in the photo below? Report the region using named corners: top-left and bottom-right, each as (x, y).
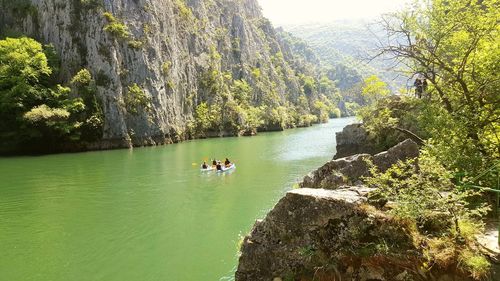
top-left (334, 123), bottom-right (380, 159)
top-left (0, 0), bottom-right (319, 148)
top-left (236, 187), bottom-right (474, 281)
top-left (373, 139), bottom-right (420, 171)
top-left (301, 139), bottom-right (420, 189)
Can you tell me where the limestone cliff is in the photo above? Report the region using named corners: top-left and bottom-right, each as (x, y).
top-left (0, 0), bottom-right (320, 149)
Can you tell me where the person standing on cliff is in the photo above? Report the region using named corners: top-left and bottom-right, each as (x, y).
top-left (414, 78), bottom-right (423, 98)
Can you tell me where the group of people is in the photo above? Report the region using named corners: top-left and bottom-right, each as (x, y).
top-left (201, 158), bottom-right (232, 171)
top-left (414, 76), bottom-right (428, 98)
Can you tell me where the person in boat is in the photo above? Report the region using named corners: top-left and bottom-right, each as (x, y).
top-left (224, 158), bottom-right (231, 167)
top-left (216, 161), bottom-right (223, 171)
top-left (212, 159), bottom-right (217, 167)
top-left (202, 161), bottom-right (208, 169)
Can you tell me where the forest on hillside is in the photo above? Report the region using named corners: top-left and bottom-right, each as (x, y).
top-left (285, 21), bottom-right (409, 92)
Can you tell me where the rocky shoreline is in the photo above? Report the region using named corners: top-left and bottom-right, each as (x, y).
top-left (236, 124), bottom-right (499, 281)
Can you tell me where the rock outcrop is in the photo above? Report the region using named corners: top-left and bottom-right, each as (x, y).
top-left (236, 187), bottom-right (472, 281)
top-left (334, 123), bottom-right (380, 159)
top-left (301, 139), bottom-right (419, 189)
top-left (0, 0), bottom-right (320, 148)
top-left (236, 138), bottom-right (456, 281)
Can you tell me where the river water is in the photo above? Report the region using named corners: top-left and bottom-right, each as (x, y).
top-left (0, 117), bottom-right (354, 281)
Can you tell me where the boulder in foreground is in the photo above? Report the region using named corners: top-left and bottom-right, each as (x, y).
top-left (236, 187), bottom-right (476, 281)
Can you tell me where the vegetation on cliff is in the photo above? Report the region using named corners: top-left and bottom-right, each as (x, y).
top-left (357, 0), bottom-right (499, 278)
top-left (366, 153), bottom-right (491, 278)
top-left (0, 0), bottom-right (343, 153)
top-left (284, 21), bottom-right (406, 117)
top-left (239, 0), bottom-right (497, 279)
top-left (0, 37), bottom-right (103, 152)
top-left (360, 0), bottom-right (499, 185)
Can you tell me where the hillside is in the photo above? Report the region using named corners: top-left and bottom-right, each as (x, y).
top-left (284, 20), bottom-right (409, 92)
top-left (0, 0), bottom-right (339, 153)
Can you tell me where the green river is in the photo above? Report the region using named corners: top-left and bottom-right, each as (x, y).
top-left (0, 117), bottom-right (354, 281)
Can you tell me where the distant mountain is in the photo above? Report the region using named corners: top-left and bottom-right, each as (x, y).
top-left (283, 20), bottom-right (409, 92)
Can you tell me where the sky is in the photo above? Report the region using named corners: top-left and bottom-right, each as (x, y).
top-left (257, 0), bottom-right (410, 25)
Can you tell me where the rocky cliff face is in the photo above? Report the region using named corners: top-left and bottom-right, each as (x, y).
top-left (0, 0), bottom-right (319, 148)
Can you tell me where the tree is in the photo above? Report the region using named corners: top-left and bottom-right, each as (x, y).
top-left (361, 75), bottom-right (390, 103)
top-left (373, 0), bottom-right (499, 178)
top-left (71, 69), bottom-right (104, 141)
top-left (0, 37), bottom-right (86, 151)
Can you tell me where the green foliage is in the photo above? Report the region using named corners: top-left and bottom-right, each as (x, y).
top-left (344, 101), bottom-right (360, 116)
top-left (251, 68), bottom-right (261, 79)
top-left (242, 106), bottom-right (264, 133)
top-left (193, 102), bottom-right (216, 137)
top-left (330, 107), bottom-right (341, 118)
top-left (301, 114), bottom-right (318, 127)
top-left (162, 61), bottom-right (172, 75)
top-left (459, 250), bottom-right (491, 280)
top-left (300, 74), bottom-right (316, 96)
top-left (376, 0), bottom-right (499, 183)
top-left (71, 69), bottom-right (92, 85)
top-left (23, 104), bottom-right (70, 123)
top-left (367, 152), bottom-right (487, 224)
top-left (174, 0), bottom-right (194, 21)
top-left (103, 12), bottom-right (130, 40)
top-left (260, 105), bottom-right (292, 130)
top-left (358, 105), bottom-right (398, 138)
top-left (312, 100), bottom-right (329, 123)
top-left (365, 151), bottom-right (490, 278)
top-left (127, 39), bottom-right (145, 50)
top-left (70, 69), bottom-right (103, 141)
top-left (124, 83), bottom-right (151, 115)
top-left (361, 75), bottom-right (389, 103)
top-left (0, 37), bottom-right (91, 150)
top-left (232, 79), bottom-right (251, 106)
top-left (196, 65), bottom-right (263, 136)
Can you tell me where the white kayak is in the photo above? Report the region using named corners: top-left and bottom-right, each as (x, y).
top-left (217, 164), bottom-right (236, 172)
top-left (200, 166), bottom-right (215, 172)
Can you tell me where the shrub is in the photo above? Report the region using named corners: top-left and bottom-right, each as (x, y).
top-left (71, 69), bottom-right (92, 85)
top-left (251, 68), bottom-right (261, 79)
top-left (365, 151), bottom-right (490, 278)
top-left (243, 106), bottom-right (263, 133)
top-left (162, 61), bottom-right (172, 75)
top-left (127, 40), bottom-right (145, 50)
top-left (124, 84), bottom-right (151, 115)
top-left (70, 69), bottom-right (104, 141)
top-left (297, 114), bottom-right (317, 127)
top-left (103, 12), bottom-right (130, 39)
top-left (330, 107), bottom-right (341, 118)
top-left (459, 250), bottom-right (491, 280)
top-left (194, 102), bottom-right (212, 135)
top-left (312, 100), bottom-right (329, 123)
top-left (24, 105), bottom-right (70, 123)
top-left (174, 0), bottom-right (194, 21)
